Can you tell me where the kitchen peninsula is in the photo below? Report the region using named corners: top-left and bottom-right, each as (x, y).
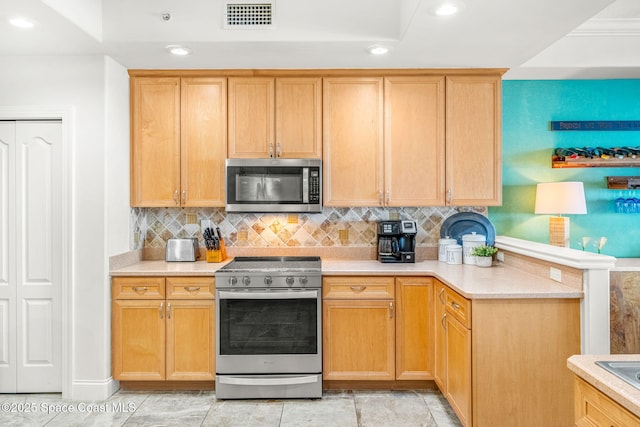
top-left (110, 236), bottom-right (614, 426)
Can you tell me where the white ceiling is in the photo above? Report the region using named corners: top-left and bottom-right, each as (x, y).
top-left (1, 0), bottom-right (639, 79)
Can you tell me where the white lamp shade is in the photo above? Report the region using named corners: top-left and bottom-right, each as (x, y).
top-left (534, 182), bottom-right (587, 215)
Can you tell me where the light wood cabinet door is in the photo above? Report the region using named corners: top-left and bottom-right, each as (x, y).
top-left (575, 376), bottom-right (640, 427)
top-left (228, 77), bottom-right (274, 158)
top-left (445, 314), bottom-right (472, 427)
top-left (445, 75), bottom-right (502, 206)
top-left (323, 299), bottom-right (395, 380)
top-left (395, 277), bottom-right (433, 380)
top-left (130, 77), bottom-right (181, 207)
top-left (180, 78), bottom-right (227, 207)
top-left (323, 77), bottom-right (384, 206)
top-left (433, 283), bottom-right (447, 392)
top-left (276, 77), bottom-right (322, 158)
top-left (112, 299), bottom-right (166, 381)
top-left (384, 76), bottom-right (445, 206)
top-left (166, 299), bottom-right (215, 381)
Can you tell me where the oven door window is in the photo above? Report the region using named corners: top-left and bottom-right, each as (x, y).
top-left (219, 297), bottom-right (318, 355)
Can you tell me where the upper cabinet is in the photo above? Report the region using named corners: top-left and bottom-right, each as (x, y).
top-left (446, 75), bottom-right (502, 206)
top-left (130, 76), bottom-right (227, 207)
top-left (385, 76), bottom-right (446, 206)
top-left (323, 77), bottom-right (384, 206)
top-left (130, 69), bottom-right (503, 208)
top-left (323, 76), bottom-right (446, 207)
top-left (228, 77), bottom-right (322, 158)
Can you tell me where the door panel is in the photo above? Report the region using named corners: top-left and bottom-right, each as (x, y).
top-left (0, 121), bottom-right (62, 393)
top-left (0, 122), bottom-right (16, 392)
top-left (16, 121), bottom-right (62, 392)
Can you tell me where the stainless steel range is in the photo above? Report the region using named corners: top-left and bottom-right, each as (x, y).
top-left (214, 256), bottom-right (322, 399)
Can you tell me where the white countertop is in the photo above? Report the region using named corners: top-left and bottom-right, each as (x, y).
top-left (110, 258), bottom-right (582, 300)
top-left (568, 354), bottom-right (640, 418)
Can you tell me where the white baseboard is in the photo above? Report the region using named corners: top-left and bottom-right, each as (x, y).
top-left (68, 378), bottom-right (119, 401)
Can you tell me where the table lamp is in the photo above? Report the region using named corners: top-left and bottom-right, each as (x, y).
top-left (534, 182), bottom-right (587, 247)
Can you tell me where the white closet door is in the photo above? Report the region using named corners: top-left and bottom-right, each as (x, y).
top-left (0, 122), bottom-right (17, 392)
top-left (0, 120), bottom-right (62, 392)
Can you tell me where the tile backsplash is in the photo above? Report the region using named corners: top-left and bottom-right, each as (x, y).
top-left (131, 206), bottom-right (488, 255)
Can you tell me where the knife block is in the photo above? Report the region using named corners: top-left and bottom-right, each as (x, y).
top-left (206, 249), bottom-right (223, 263)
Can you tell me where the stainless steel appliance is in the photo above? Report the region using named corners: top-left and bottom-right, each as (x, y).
top-left (377, 220), bottom-right (417, 263)
top-left (225, 158), bottom-right (322, 212)
top-left (214, 256), bottom-right (322, 399)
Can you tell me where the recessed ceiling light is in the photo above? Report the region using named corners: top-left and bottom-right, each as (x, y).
top-left (166, 45), bottom-right (192, 56)
top-left (430, 1), bottom-right (465, 17)
top-left (367, 45), bottom-right (390, 55)
top-left (9, 17), bottom-right (35, 29)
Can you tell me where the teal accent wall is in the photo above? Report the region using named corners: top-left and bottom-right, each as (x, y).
top-left (488, 80), bottom-right (640, 258)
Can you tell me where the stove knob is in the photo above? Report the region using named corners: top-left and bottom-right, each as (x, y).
top-left (264, 276), bottom-right (273, 286)
top-left (299, 276), bottom-right (308, 285)
top-left (229, 276), bottom-right (237, 286)
top-left (242, 276), bottom-right (251, 286)
top-left (286, 276), bottom-right (295, 286)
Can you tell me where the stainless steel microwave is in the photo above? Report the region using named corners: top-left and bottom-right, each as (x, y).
top-left (225, 158), bottom-right (322, 213)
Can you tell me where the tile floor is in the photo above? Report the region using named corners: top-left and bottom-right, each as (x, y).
top-left (0, 389), bottom-right (462, 426)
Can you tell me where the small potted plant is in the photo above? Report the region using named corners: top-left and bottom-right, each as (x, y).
top-left (470, 245), bottom-right (498, 267)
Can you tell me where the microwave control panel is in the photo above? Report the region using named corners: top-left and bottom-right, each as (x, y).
top-left (309, 169), bottom-right (320, 203)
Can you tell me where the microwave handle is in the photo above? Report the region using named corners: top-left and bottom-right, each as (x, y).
top-left (302, 167), bottom-right (309, 203)
top-left (218, 290), bottom-right (318, 300)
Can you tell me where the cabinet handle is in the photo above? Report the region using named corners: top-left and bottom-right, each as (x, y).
top-left (389, 301), bottom-right (394, 319)
top-left (167, 302), bottom-right (171, 319)
top-left (438, 288), bottom-right (445, 304)
top-left (159, 302), bottom-right (164, 319)
top-left (447, 189), bottom-right (453, 204)
top-left (269, 143), bottom-right (274, 158)
top-left (276, 142), bottom-right (282, 158)
top-left (131, 286), bottom-right (148, 293)
top-left (181, 190), bottom-right (186, 204)
top-left (350, 285), bottom-right (366, 292)
top-left (183, 286), bottom-right (201, 292)
top-left (441, 313), bottom-right (447, 329)
top-left (451, 302), bottom-right (461, 311)
top-left (386, 190), bottom-right (390, 204)
top-left (173, 190), bottom-right (179, 205)
top-left (378, 191), bottom-right (383, 206)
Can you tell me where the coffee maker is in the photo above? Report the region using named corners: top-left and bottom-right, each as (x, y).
top-left (377, 220), bottom-right (417, 263)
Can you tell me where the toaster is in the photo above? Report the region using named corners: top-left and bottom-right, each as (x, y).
top-left (166, 238), bottom-right (200, 262)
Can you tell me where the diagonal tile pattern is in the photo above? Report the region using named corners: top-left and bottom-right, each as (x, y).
top-left (131, 206), bottom-right (487, 251)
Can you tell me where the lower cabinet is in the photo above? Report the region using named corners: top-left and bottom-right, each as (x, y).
top-left (112, 276), bottom-right (215, 382)
top-left (434, 279), bottom-right (581, 427)
top-left (322, 276), bottom-right (432, 381)
top-left (434, 281), bottom-right (472, 426)
top-left (574, 376), bottom-right (640, 427)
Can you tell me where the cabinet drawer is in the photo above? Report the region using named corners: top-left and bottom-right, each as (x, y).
top-left (112, 277), bottom-right (165, 299)
top-left (166, 277), bottom-right (215, 299)
top-left (445, 287), bottom-right (471, 329)
top-left (323, 276), bottom-right (394, 299)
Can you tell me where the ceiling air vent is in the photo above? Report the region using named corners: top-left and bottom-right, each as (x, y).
top-left (224, 1), bottom-right (274, 29)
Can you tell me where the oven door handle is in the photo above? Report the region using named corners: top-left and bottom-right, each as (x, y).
top-left (217, 290), bottom-right (319, 300)
top-left (218, 375), bottom-right (319, 386)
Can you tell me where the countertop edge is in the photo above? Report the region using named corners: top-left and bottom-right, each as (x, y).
top-left (110, 259), bottom-right (583, 300)
top-left (568, 354), bottom-right (640, 419)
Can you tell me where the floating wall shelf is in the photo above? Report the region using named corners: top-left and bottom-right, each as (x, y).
top-left (606, 176), bottom-right (640, 189)
top-left (552, 156), bottom-right (640, 168)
